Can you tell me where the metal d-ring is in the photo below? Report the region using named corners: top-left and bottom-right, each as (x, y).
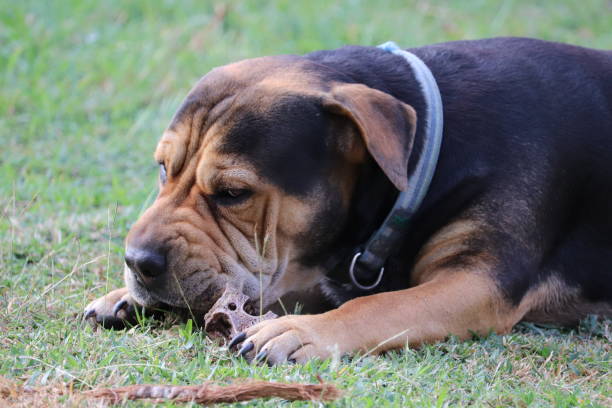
top-left (348, 252), bottom-right (385, 291)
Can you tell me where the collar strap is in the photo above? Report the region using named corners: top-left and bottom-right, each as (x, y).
top-left (349, 41), bottom-right (444, 290)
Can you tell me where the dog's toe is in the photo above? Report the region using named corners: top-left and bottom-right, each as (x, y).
top-left (233, 314), bottom-right (344, 365)
top-left (84, 288), bottom-right (137, 330)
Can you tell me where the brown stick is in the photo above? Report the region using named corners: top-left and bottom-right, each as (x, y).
top-left (85, 380), bottom-right (342, 405)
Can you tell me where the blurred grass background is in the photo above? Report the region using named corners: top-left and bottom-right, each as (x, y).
top-left (1, 0), bottom-right (611, 406)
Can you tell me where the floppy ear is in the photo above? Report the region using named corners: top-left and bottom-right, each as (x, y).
top-left (322, 83), bottom-right (417, 191)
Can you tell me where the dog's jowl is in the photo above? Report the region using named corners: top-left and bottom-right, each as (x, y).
top-left (85, 37), bottom-right (612, 364)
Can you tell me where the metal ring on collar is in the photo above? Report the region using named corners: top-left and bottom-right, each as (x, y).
top-left (348, 252), bottom-right (385, 291)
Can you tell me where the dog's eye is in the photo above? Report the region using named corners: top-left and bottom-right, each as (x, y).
top-left (226, 189), bottom-right (243, 198)
top-left (211, 188), bottom-right (252, 206)
top-left (159, 163), bottom-right (167, 184)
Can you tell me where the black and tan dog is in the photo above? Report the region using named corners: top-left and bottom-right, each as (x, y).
top-left (85, 37), bottom-right (612, 364)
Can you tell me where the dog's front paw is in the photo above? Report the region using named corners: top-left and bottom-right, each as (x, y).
top-left (84, 287), bottom-right (138, 329)
top-left (229, 314), bottom-right (347, 365)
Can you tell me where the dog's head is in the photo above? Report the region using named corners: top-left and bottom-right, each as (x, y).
top-left (124, 54), bottom-right (417, 313)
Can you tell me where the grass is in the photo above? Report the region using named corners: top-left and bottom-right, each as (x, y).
top-left (1, 0), bottom-right (611, 406)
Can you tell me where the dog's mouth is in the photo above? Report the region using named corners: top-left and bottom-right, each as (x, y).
top-left (126, 266), bottom-right (222, 314)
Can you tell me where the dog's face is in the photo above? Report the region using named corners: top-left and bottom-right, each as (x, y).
top-left (124, 55), bottom-right (417, 313)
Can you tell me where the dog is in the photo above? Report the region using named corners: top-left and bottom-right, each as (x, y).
top-left (85, 37), bottom-right (612, 365)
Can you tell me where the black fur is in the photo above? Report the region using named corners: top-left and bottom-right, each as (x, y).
top-left (221, 95), bottom-right (336, 196)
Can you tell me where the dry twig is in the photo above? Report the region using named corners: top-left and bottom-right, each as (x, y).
top-left (86, 380), bottom-right (342, 405)
top-left (2, 375), bottom-right (341, 406)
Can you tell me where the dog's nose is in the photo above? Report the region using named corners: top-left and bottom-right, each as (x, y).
top-left (125, 246), bottom-right (167, 279)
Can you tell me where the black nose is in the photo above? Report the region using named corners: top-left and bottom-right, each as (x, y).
top-left (125, 246), bottom-right (167, 279)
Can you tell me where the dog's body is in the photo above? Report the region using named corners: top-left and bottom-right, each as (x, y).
top-left (86, 38), bottom-right (612, 364)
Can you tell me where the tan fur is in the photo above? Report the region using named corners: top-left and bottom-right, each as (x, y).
top-left (412, 219), bottom-right (485, 284)
top-left (243, 268), bottom-right (517, 364)
top-left (333, 269), bottom-right (514, 349)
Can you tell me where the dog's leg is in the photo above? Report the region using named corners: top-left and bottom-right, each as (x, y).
top-left (84, 287), bottom-right (142, 329)
top-left (232, 269), bottom-right (520, 365)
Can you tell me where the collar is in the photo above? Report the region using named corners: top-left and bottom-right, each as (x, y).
top-left (348, 41), bottom-right (444, 290)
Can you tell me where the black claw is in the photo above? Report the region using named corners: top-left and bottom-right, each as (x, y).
top-left (84, 309), bottom-right (96, 320)
top-left (238, 341), bottom-right (254, 357)
top-left (228, 332), bottom-right (246, 349)
top-left (288, 358), bottom-right (297, 364)
top-left (254, 349), bottom-right (268, 362)
top-left (112, 299), bottom-right (128, 317)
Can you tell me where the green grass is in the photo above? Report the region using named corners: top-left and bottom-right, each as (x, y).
top-left (1, 0), bottom-right (611, 406)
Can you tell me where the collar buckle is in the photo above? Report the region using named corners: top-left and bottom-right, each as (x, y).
top-left (349, 252), bottom-right (385, 290)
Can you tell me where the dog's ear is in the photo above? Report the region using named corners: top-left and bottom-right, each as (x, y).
top-left (322, 83), bottom-right (417, 191)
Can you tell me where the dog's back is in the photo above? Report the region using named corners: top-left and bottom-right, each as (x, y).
top-left (415, 38), bottom-right (612, 321)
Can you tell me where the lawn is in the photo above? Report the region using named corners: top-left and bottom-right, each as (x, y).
top-left (1, 0), bottom-right (610, 406)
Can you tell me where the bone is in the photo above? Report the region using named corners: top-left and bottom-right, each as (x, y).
top-left (204, 286), bottom-right (277, 342)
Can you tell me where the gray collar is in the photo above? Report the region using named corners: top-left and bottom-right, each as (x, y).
top-left (348, 41), bottom-right (444, 290)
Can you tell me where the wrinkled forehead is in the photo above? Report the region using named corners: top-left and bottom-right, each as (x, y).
top-left (173, 55), bottom-right (325, 119)
top-left (155, 56), bottom-right (336, 194)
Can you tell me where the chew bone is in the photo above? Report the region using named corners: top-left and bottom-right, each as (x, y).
top-left (204, 286), bottom-right (277, 342)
